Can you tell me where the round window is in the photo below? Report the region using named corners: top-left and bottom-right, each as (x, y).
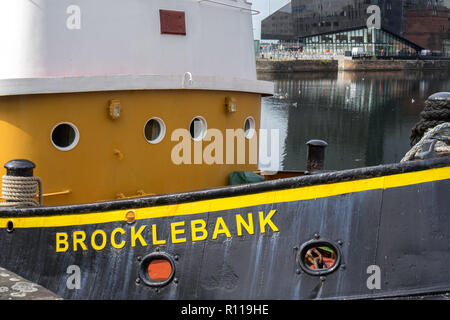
top-left (51, 122), bottom-right (80, 151)
top-left (244, 116), bottom-right (256, 139)
top-left (144, 118), bottom-right (166, 144)
top-left (139, 252), bottom-right (176, 287)
top-left (297, 240), bottom-right (341, 276)
top-left (189, 116), bottom-right (207, 141)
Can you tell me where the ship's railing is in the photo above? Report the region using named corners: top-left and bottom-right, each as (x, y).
top-left (197, 0), bottom-right (260, 15)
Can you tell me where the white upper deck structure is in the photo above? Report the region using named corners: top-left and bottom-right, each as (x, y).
top-left (0, 0), bottom-right (273, 95)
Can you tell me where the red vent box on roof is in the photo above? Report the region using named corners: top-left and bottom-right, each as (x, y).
top-left (160, 10), bottom-right (186, 35)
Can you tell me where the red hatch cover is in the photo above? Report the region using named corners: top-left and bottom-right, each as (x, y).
top-left (160, 10), bottom-right (186, 35)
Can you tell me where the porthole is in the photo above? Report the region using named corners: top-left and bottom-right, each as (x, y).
top-left (244, 116), bottom-right (256, 139)
top-left (297, 239), bottom-right (341, 276)
top-left (50, 122), bottom-right (80, 151)
top-left (6, 220), bottom-right (14, 233)
top-left (144, 118), bottom-right (166, 144)
top-left (139, 252), bottom-right (176, 287)
top-left (189, 116), bottom-right (207, 141)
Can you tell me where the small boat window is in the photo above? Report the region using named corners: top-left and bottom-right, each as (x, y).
top-left (144, 118), bottom-right (166, 144)
top-left (51, 122), bottom-right (80, 151)
top-left (298, 240), bottom-right (341, 276)
top-left (189, 116), bottom-right (207, 141)
top-left (139, 252), bottom-right (176, 287)
top-left (6, 220), bottom-right (14, 233)
top-left (244, 116), bottom-right (255, 139)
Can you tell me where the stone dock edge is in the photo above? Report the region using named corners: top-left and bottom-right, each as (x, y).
top-left (256, 58), bottom-right (450, 73)
top-left (0, 266), bottom-right (62, 300)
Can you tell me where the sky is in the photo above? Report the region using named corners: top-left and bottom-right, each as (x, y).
top-left (251, 0), bottom-right (290, 40)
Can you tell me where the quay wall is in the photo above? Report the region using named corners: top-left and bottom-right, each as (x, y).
top-left (256, 59), bottom-right (338, 73)
top-left (256, 58), bottom-right (450, 73)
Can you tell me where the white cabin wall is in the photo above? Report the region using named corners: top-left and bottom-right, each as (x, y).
top-left (0, 0), bottom-right (256, 80)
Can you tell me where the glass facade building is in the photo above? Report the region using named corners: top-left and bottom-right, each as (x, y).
top-left (260, 0), bottom-right (439, 55)
top-left (291, 0), bottom-right (440, 38)
top-left (302, 27), bottom-right (422, 55)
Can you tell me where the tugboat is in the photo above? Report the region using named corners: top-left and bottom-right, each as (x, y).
top-left (0, 0), bottom-right (272, 206)
top-left (0, 0), bottom-right (449, 300)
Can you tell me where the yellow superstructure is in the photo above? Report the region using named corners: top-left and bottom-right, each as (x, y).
top-left (0, 89), bottom-right (261, 205)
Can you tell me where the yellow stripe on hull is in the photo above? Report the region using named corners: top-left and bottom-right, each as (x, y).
top-left (1, 166), bottom-right (449, 229)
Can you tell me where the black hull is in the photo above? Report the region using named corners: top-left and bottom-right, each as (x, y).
top-left (1, 157), bottom-right (449, 300)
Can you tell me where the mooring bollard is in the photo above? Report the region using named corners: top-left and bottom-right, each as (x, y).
top-left (306, 140), bottom-right (328, 173)
top-left (4, 159), bottom-right (36, 177)
top-left (1, 159), bottom-right (42, 207)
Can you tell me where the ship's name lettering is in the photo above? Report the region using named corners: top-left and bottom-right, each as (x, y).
top-left (55, 210), bottom-right (278, 252)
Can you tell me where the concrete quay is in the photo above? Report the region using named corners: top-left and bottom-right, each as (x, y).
top-left (256, 58), bottom-right (450, 73)
top-left (0, 266), bottom-right (61, 300)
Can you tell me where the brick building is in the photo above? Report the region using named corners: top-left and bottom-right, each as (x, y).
top-left (405, 5), bottom-right (450, 51)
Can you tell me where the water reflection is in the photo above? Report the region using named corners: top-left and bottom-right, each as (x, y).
top-left (259, 71), bottom-right (450, 171)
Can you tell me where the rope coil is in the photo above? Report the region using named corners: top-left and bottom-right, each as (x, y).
top-left (0, 175), bottom-right (43, 207)
top-left (410, 98), bottom-right (450, 147)
top-left (401, 122), bottom-right (450, 162)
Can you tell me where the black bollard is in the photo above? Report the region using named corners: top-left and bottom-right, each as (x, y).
top-left (2, 159), bottom-right (41, 206)
top-left (4, 159), bottom-right (36, 177)
top-left (306, 140), bottom-right (328, 173)
top-left (427, 92), bottom-right (450, 101)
